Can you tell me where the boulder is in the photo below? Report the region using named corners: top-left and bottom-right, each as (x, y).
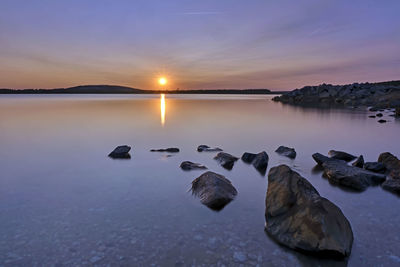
top-left (108, 145), bottom-right (131, 159)
top-left (214, 152), bottom-right (239, 170)
top-left (180, 161), bottom-right (207, 171)
top-left (265, 165), bottom-right (353, 258)
top-left (378, 152), bottom-right (400, 194)
top-left (275, 146), bottom-right (296, 159)
top-left (191, 171), bottom-right (237, 211)
top-left (197, 145), bottom-right (223, 152)
top-left (364, 162), bottom-right (386, 173)
top-left (150, 147), bottom-right (180, 153)
top-left (252, 151), bottom-right (269, 172)
top-left (312, 153), bottom-right (386, 191)
top-left (328, 150), bottom-right (357, 161)
top-left (352, 155), bottom-right (364, 168)
top-left (241, 152), bottom-right (257, 163)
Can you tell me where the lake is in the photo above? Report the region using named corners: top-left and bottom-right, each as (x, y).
top-left (0, 94), bottom-right (399, 266)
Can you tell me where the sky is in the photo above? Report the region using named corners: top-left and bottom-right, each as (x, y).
top-left (0, 0), bottom-right (399, 90)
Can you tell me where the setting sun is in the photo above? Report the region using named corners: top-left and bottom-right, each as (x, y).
top-left (159, 77), bottom-right (167, 86)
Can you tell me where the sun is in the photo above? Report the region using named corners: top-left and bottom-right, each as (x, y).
top-left (159, 77), bottom-right (167, 86)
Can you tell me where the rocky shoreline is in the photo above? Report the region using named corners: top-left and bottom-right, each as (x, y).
top-left (273, 80), bottom-right (400, 111)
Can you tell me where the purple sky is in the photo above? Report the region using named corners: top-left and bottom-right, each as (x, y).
top-left (1, 0), bottom-right (399, 90)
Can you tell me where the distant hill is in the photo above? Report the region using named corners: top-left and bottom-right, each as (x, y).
top-left (0, 85), bottom-right (273, 94)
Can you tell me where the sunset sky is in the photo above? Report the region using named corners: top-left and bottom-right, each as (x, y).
top-left (1, 0), bottom-right (399, 90)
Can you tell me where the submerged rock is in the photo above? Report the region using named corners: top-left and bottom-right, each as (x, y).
top-left (312, 153), bottom-right (386, 191)
top-left (108, 145), bottom-right (131, 159)
top-left (265, 165), bottom-right (353, 258)
top-left (150, 148), bottom-right (180, 153)
top-left (214, 152), bottom-right (239, 170)
top-left (275, 146), bottom-right (296, 159)
top-left (364, 162), bottom-right (386, 173)
top-left (328, 150), bottom-right (357, 161)
top-left (252, 151), bottom-right (269, 172)
top-left (378, 152), bottom-right (400, 194)
top-left (197, 145), bottom-right (223, 152)
top-left (180, 161), bottom-right (207, 171)
top-left (191, 171), bottom-right (237, 211)
top-left (352, 155), bottom-right (364, 168)
top-left (241, 152), bottom-right (257, 163)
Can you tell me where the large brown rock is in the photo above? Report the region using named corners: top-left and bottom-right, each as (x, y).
top-left (191, 171), bottom-right (237, 211)
top-left (265, 165), bottom-right (353, 258)
top-left (378, 152), bottom-right (400, 194)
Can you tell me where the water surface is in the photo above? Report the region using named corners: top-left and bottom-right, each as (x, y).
top-left (0, 94), bottom-right (399, 266)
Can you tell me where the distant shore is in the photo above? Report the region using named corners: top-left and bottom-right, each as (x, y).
top-left (0, 85), bottom-right (284, 95)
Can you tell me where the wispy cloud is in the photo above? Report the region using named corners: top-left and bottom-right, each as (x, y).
top-left (179, 11), bottom-right (222, 15)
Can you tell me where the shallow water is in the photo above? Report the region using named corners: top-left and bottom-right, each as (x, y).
top-left (0, 94), bottom-right (399, 266)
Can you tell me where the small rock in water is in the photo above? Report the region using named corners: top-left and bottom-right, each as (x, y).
top-left (379, 152), bottom-right (400, 195)
top-left (378, 119), bottom-right (387, 123)
top-left (197, 145), bottom-right (223, 152)
top-left (241, 152), bottom-right (257, 163)
top-left (191, 171), bottom-right (237, 211)
top-left (352, 155), bottom-right (364, 168)
top-left (265, 165), bottom-right (353, 258)
top-left (376, 113), bottom-right (383, 117)
top-left (368, 115), bottom-right (376, 118)
top-left (396, 108), bottom-right (400, 117)
top-left (108, 145), bottom-right (131, 159)
top-left (214, 152), bottom-right (239, 170)
top-left (328, 150), bottom-right (357, 161)
top-left (180, 161), bottom-right (207, 171)
top-left (364, 162), bottom-right (386, 173)
top-left (275, 146), bottom-right (296, 159)
top-left (150, 147), bottom-right (180, 153)
top-left (252, 151), bottom-right (269, 173)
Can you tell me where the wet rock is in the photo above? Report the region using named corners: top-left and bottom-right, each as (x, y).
top-left (369, 107), bottom-right (379, 112)
top-left (364, 162), bottom-right (386, 173)
top-left (368, 115), bottom-right (376, 118)
top-left (180, 161), bottom-right (207, 171)
top-left (214, 152), bottom-right (239, 170)
top-left (378, 119), bottom-right (387, 123)
top-left (328, 150), bottom-right (357, 161)
top-left (191, 171), bottom-right (237, 211)
top-left (265, 165), bottom-right (353, 258)
top-left (108, 145), bottom-right (131, 159)
top-left (275, 146), bottom-right (296, 159)
top-left (312, 153), bottom-right (345, 165)
top-left (197, 145), bottom-right (223, 152)
top-left (241, 152), bottom-right (257, 163)
top-left (150, 148), bottom-right (180, 153)
top-left (252, 151), bottom-right (269, 172)
top-left (352, 155), bottom-right (364, 168)
top-left (376, 113), bottom-right (383, 117)
top-left (396, 108), bottom-right (400, 117)
top-left (378, 152), bottom-right (400, 194)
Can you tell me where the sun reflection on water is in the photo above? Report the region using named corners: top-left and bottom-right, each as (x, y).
top-left (160, 94), bottom-right (166, 126)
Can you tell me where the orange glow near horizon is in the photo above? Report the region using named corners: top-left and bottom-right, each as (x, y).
top-left (160, 93), bottom-right (166, 126)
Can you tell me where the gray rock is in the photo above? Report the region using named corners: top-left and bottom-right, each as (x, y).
top-left (197, 145), bottom-right (223, 152)
top-left (241, 152), bottom-right (257, 163)
top-left (191, 171), bottom-right (237, 211)
top-left (328, 150), bottom-right (357, 161)
top-left (180, 161), bottom-right (207, 171)
top-left (378, 152), bottom-right (400, 194)
top-left (252, 151), bottom-right (269, 172)
top-left (108, 145), bottom-right (131, 159)
top-left (265, 165), bottom-right (353, 258)
top-left (352, 155), bottom-right (364, 168)
top-left (364, 162), bottom-right (386, 173)
top-left (275, 146), bottom-right (296, 159)
top-left (214, 152), bottom-right (239, 170)
top-left (233, 251), bottom-right (247, 262)
top-left (150, 147), bottom-right (179, 152)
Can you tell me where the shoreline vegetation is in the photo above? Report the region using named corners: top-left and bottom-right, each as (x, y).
top-left (0, 85), bottom-right (279, 95)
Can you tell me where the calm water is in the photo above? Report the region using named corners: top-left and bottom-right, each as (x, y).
top-left (0, 94), bottom-right (399, 266)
